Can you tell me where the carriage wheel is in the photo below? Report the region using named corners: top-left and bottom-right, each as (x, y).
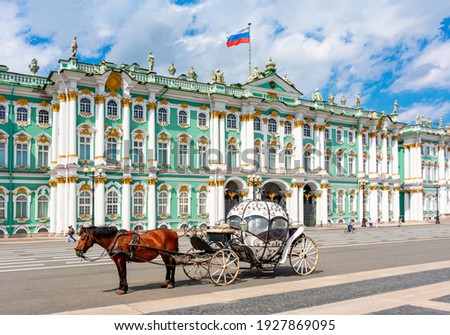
top-left (182, 248), bottom-right (209, 280)
top-left (289, 236), bottom-right (319, 276)
top-left (208, 249), bottom-right (240, 286)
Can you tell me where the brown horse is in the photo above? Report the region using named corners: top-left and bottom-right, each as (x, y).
top-left (75, 226), bottom-right (179, 294)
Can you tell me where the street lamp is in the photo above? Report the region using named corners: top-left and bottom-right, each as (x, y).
top-left (247, 175), bottom-right (262, 200)
top-left (84, 167), bottom-right (103, 226)
top-left (433, 182), bottom-right (440, 224)
top-left (359, 179), bottom-right (369, 227)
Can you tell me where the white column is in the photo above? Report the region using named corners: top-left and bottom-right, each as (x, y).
top-left (369, 131), bottom-right (377, 178)
top-left (298, 183), bottom-right (305, 223)
top-left (121, 178), bottom-right (131, 230)
top-left (148, 101), bottom-right (157, 168)
top-left (313, 125), bottom-right (321, 171)
top-left (392, 135), bottom-right (400, 178)
top-left (247, 114), bottom-right (255, 171)
top-left (122, 98), bottom-right (131, 174)
top-left (381, 133), bottom-right (388, 176)
top-left (393, 186), bottom-right (400, 221)
top-left (208, 178), bottom-right (217, 226)
top-left (315, 191), bottom-right (326, 226)
top-left (50, 103), bottom-right (59, 168)
top-left (68, 176), bottom-right (77, 229)
top-left (439, 144), bottom-right (446, 182)
top-left (294, 119), bottom-right (304, 173)
top-left (404, 145), bottom-right (410, 179)
top-left (56, 176), bottom-right (66, 235)
top-left (369, 185), bottom-right (378, 222)
top-left (381, 186), bottom-right (389, 222)
top-left (405, 191), bottom-right (411, 221)
top-left (211, 111), bottom-right (220, 164)
top-left (217, 178), bottom-right (225, 222)
top-left (68, 91), bottom-right (78, 164)
top-left (219, 113), bottom-right (226, 164)
top-left (49, 180), bottom-right (57, 233)
top-left (239, 113), bottom-right (247, 167)
top-left (94, 178), bottom-right (105, 226)
top-left (290, 183), bottom-right (299, 224)
top-left (357, 129), bottom-right (364, 177)
top-left (147, 178), bottom-right (157, 229)
top-left (261, 118), bottom-right (268, 173)
top-left (278, 120), bottom-right (285, 173)
top-left (57, 93), bottom-right (67, 165)
top-left (94, 95), bottom-right (106, 166)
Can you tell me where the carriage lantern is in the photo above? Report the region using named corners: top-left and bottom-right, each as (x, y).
top-left (433, 182), bottom-right (440, 224)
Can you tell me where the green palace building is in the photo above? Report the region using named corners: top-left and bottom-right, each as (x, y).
top-left (0, 46), bottom-right (448, 236)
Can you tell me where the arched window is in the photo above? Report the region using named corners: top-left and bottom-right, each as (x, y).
top-left (336, 152), bottom-right (344, 175)
top-left (178, 110), bottom-right (188, 125)
top-left (349, 194), bottom-right (356, 213)
top-left (133, 192), bottom-right (145, 216)
top-left (38, 110), bottom-right (49, 125)
top-left (133, 105), bottom-right (144, 120)
top-left (284, 121), bottom-right (292, 135)
top-left (348, 156), bottom-right (355, 175)
top-left (227, 114), bottom-right (237, 129)
top-left (268, 119), bottom-right (277, 133)
top-left (80, 98), bottom-right (92, 115)
top-left (106, 100), bottom-right (118, 117)
top-left (132, 139), bottom-right (144, 164)
top-left (79, 191), bottom-right (91, 216)
top-left (0, 194), bottom-right (6, 219)
top-left (336, 129), bottom-right (343, 143)
top-left (16, 107), bottom-right (28, 122)
top-left (337, 193), bottom-right (344, 213)
top-left (348, 131), bottom-right (354, 143)
top-left (325, 152), bottom-right (331, 174)
top-left (15, 194), bottom-right (27, 219)
top-left (158, 192), bottom-right (168, 217)
top-left (303, 124), bottom-right (311, 137)
top-left (37, 143), bottom-right (49, 167)
top-left (179, 192), bottom-right (189, 216)
top-left (198, 112), bottom-right (207, 127)
top-left (254, 117), bottom-right (261, 131)
top-left (157, 108), bottom-right (168, 123)
top-left (15, 142), bottom-right (28, 166)
top-left (178, 143), bottom-right (188, 166)
top-left (106, 190), bottom-right (119, 215)
top-left (37, 195), bottom-right (49, 218)
top-left (79, 135), bottom-right (91, 161)
top-left (324, 128), bottom-right (331, 140)
top-left (157, 141), bottom-right (168, 166)
top-left (198, 192), bottom-right (207, 216)
top-left (362, 133), bottom-right (368, 146)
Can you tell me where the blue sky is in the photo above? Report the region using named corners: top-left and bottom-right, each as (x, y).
top-left (1, 0), bottom-right (449, 126)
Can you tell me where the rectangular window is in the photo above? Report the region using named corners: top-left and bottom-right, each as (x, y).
top-left (37, 145), bottom-right (49, 167)
top-left (158, 142), bottom-right (168, 166)
top-left (0, 143), bottom-right (6, 165)
top-left (179, 144), bottom-right (188, 166)
top-left (79, 136), bottom-right (91, 160)
top-left (132, 141), bottom-right (144, 164)
top-left (16, 143), bottom-right (28, 166)
top-left (198, 145), bottom-right (207, 168)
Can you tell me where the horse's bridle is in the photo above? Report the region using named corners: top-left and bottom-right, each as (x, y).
top-left (74, 229), bottom-right (108, 262)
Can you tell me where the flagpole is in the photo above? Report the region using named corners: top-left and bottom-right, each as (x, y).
top-left (248, 22), bottom-right (252, 77)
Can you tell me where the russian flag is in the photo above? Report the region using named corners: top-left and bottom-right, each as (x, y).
top-left (226, 28), bottom-right (250, 47)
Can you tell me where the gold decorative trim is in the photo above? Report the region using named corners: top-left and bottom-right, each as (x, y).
top-left (16, 98), bottom-right (29, 106)
top-left (68, 91), bottom-right (78, 100)
top-left (121, 177), bottom-right (133, 184)
top-left (94, 95), bottom-right (106, 104)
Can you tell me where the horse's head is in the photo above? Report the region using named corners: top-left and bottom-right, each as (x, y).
top-left (74, 226), bottom-right (94, 258)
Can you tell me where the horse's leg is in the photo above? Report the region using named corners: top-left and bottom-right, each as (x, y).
top-left (113, 257), bottom-right (128, 294)
top-left (161, 254), bottom-right (176, 289)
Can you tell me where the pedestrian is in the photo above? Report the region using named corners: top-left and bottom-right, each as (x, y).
top-left (67, 225), bottom-right (76, 242)
top-left (368, 217), bottom-right (373, 228)
top-left (347, 218), bottom-right (354, 233)
top-left (398, 217), bottom-right (402, 227)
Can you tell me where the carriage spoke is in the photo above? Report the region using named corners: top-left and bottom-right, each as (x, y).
top-left (209, 249), bottom-right (240, 286)
top-left (289, 236), bottom-right (319, 276)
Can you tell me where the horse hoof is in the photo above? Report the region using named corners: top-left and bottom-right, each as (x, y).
top-left (167, 284), bottom-right (174, 289)
top-left (116, 289), bottom-right (127, 295)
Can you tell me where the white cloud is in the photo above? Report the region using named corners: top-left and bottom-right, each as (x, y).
top-left (397, 101), bottom-right (450, 124)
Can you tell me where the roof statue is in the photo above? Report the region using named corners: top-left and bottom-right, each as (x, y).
top-left (440, 116), bottom-right (443, 129)
top-left (148, 51), bottom-right (154, 73)
top-left (188, 66), bottom-right (198, 81)
top-left (28, 58), bottom-right (39, 75)
top-left (246, 66), bottom-right (264, 83)
top-left (282, 74), bottom-right (294, 86)
top-left (328, 92), bottom-right (335, 104)
top-left (428, 118), bottom-right (432, 127)
top-left (312, 88), bottom-right (323, 102)
top-left (341, 95), bottom-right (347, 106)
top-left (355, 93), bottom-right (361, 109)
top-left (211, 69), bottom-right (225, 84)
top-left (416, 113), bottom-right (420, 124)
top-left (421, 117), bottom-right (426, 126)
top-left (265, 57), bottom-right (276, 75)
top-left (393, 100), bottom-right (398, 114)
top-left (70, 37), bottom-right (77, 58)
top-left (168, 62), bottom-right (176, 77)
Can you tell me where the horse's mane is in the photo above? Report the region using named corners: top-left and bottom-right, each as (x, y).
top-left (87, 225), bottom-right (119, 237)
